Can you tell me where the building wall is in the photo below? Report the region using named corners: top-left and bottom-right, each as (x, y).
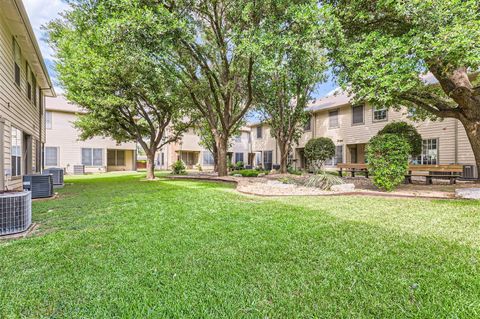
top-left (45, 110), bottom-right (137, 174)
top-left (0, 16), bottom-right (45, 189)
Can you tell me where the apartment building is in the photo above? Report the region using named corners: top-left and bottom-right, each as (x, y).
top-left (157, 127), bottom-right (253, 170)
top-left (0, 0), bottom-right (55, 190)
top-left (250, 92), bottom-right (477, 176)
top-left (45, 96), bottom-right (137, 174)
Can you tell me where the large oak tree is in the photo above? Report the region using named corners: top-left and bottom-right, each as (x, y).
top-left (322, 0), bottom-right (480, 173)
top-left (254, 4), bottom-right (326, 173)
top-left (48, 1), bottom-right (192, 180)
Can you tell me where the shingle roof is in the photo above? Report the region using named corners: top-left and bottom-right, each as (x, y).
top-left (45, 95), bottom-right (85, 113)
top-left (306, 91), bottom-right (353, 112)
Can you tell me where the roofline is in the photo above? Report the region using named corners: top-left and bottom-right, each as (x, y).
top-left (13, 0), bottom-right (55, 97)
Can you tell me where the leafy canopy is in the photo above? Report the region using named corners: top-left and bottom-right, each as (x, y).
top-left (377, 121), bottom-right (422, 157)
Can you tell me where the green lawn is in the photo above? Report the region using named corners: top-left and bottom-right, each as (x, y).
top-left (1, 173), bottom-right (479, 318)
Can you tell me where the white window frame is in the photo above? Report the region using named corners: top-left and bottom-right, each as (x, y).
top-left (81, 148), bottom-right (103, 166)
top-left (203, 151), bottom-right (215, 165)
top-left (352, 105), bottom-right (365, 126)
top-left (45, 111), bottom-right (52, 129)
top-left (329, 109), bottom-right (339, 129)
top-left (256, 126), bottom-right (263, 139)
top-left (11, 127), bottom-right (22, 177)
top-left (372, 107), bottom-right (388, 122)
top-left (45, 146), bottom-right (59, 166)
top-left (414, 138), bottom-right (439, 165)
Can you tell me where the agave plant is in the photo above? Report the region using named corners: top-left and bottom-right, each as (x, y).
top-left (304, 172), bottom-right (344, 190)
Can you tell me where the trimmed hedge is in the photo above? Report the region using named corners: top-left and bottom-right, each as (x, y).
top-left (366, 134), bottom-right (411, 191)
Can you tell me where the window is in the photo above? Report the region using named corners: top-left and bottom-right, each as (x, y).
top-left (256, 126), bottom-right (263, 139)
top-left (107, 150), bottom-right (125, 166)
top-left (325, 145), bottom-right (343, 166)
top-left (352, 105), bottom-right (364, 125)
top-left (263, 150), bottom-right (273, 170)
top-left (203, 151), bottom-right (215, 165)
top-left (304, 115), bottom-right (312, 131)
top-left (45, 111), bottom-right (52, 129)
top-left (255, 152), bottom-right (262, 166)
top-left (234, 153), bottom-right (244, 164)
top-left (32, 77), bottom-right (37, 107)
top-left (82, 148), bottom-right (103, 166)
top-left (414, 139), bottom-right (438, 165)
top-left (329, 110), bottom-right (339, 128)
top-left (373, 107), bottom-right (387, 121)
top-left (11, 127), bottom-right (22, 176)
top-left (26, 64), bottom-right (32, 100)
top-left (13, 39), bottom-right (21, 87)
top-left (45, 147), bottom-right (59, 166)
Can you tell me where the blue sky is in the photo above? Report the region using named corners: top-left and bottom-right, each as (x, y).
top-left (24, 0), bottom-right (338, 98)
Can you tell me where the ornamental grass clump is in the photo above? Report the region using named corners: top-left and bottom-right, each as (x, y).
top-left (366, 134), bottom-right (411, 191)
top-left (304, 172), bottom-right (344, 190)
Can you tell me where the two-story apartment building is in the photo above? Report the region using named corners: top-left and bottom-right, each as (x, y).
top-left (157, 127), bottom-right (253, 170)
top-left (250, 92), bottom-right (477, 177)
top-left (0, 0), bottom-right (55, 190)
top-left (44, 96), bottom-right (137, 174)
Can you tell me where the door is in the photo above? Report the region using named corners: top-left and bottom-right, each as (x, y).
top-left (263, 151), bottom-right (273, 170)
top-left (350, 145), bottom-right (358, 164)
top-left (23, 133), bottom-right (32, 175)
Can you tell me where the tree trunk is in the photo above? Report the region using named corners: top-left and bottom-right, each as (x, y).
top-left (146, 151), bottom-right (156, 180)
top-left (460, 117), bottom-right (480, 179)
top-left (278, 141), bottom-right (289, 174)
top-left (212, 144), bottom-right (219, 173)
top-left (216, 137), bottom-right (228, 177)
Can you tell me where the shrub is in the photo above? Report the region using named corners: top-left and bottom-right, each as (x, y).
top-left (171, 160), bottom-right (186, 175)
top-left (366, 134), bottom-right (411, 191)
top-left (304, 137), bottom-right (336, 172)
top-left (235, 161), bottom-right (244, 170)
top-left (304, 172), bottom-right (344, 190)
top-left (231, 169), bottom-right (259, 177)
top-left (377, 121), bottom-right (422, 156)
top-left (287, 166), bottom-right (302, 175)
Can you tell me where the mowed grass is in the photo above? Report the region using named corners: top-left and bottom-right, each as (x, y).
top-left (0, 173), bottom-right (479, 318)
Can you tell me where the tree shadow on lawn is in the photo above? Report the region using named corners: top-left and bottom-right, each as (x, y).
top-left (0, 176), bottom-right (478, 318)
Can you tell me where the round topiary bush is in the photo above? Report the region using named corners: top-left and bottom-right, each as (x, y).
top-left (377, 121), bottom-right (422, 156)
top-left (366, 134), bottom-right (411, 191)
top-left (304, 137), bottom-right (336, 172)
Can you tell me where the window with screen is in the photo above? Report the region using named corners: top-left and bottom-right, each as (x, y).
top-left (45, 147), bottom-right (58, 166)
top-left (414, 139), bottom-right (438, 165)
top-left (203, 151), bottom-right (215, 165)
top-left (304, 115), bottom-right (312, 131)
top-left (11, 127), bottom-right (22, 176)
top-left (26, 63), bottom-right (32, 100)
top-left (329, 110), bottom-right (339, 128)
top-left (352, 105), bottom-right (364, 125)
top-left (234, 153), bottom-right (244, 164)
top-left (256, 126), bottom-right (262, 139)
top-left (373, 107), bottom-right (387, 121)
top-left (107, 149), bottom-right (125, 166)
top-left (13, 39), bottom-right (21, 87)
top-left (45, 112), bottom-right (52, 129)
top-left (82, 148), bottom-right (103, 166)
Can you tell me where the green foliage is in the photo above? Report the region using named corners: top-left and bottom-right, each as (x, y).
top-left (322, 0), bottom-right (480, 118)
top-left (47, 0), bottom-right (193, 180)
top-left (235, 161), bottom-right (244, 170)
top-left (171, 160), bottom-right (186, 175)
top-left (366, 134), bottom-right (411, 191)
top-left (287, 167), bottom-right (303, 176)
top-left (231, 169), bottom-right (259, 177)
top-left (253, 2), bottom-right (327, 173)
top-left (2, 173), bottom-right (480, 317)
top-left (304, 137), bottom-right (336, 172)
top-left (377, 122), bottom-right (422, 156)
top-left (304, 172), bottom-right (344, 190)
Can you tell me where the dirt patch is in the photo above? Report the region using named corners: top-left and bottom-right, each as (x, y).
top-left (168, 173), bottom-right (477, 199)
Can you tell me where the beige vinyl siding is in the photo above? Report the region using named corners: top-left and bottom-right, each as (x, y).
top-left (45, 110), bottom-right (136, 174)
top-left (0, 15), bottom-right (44, 189)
